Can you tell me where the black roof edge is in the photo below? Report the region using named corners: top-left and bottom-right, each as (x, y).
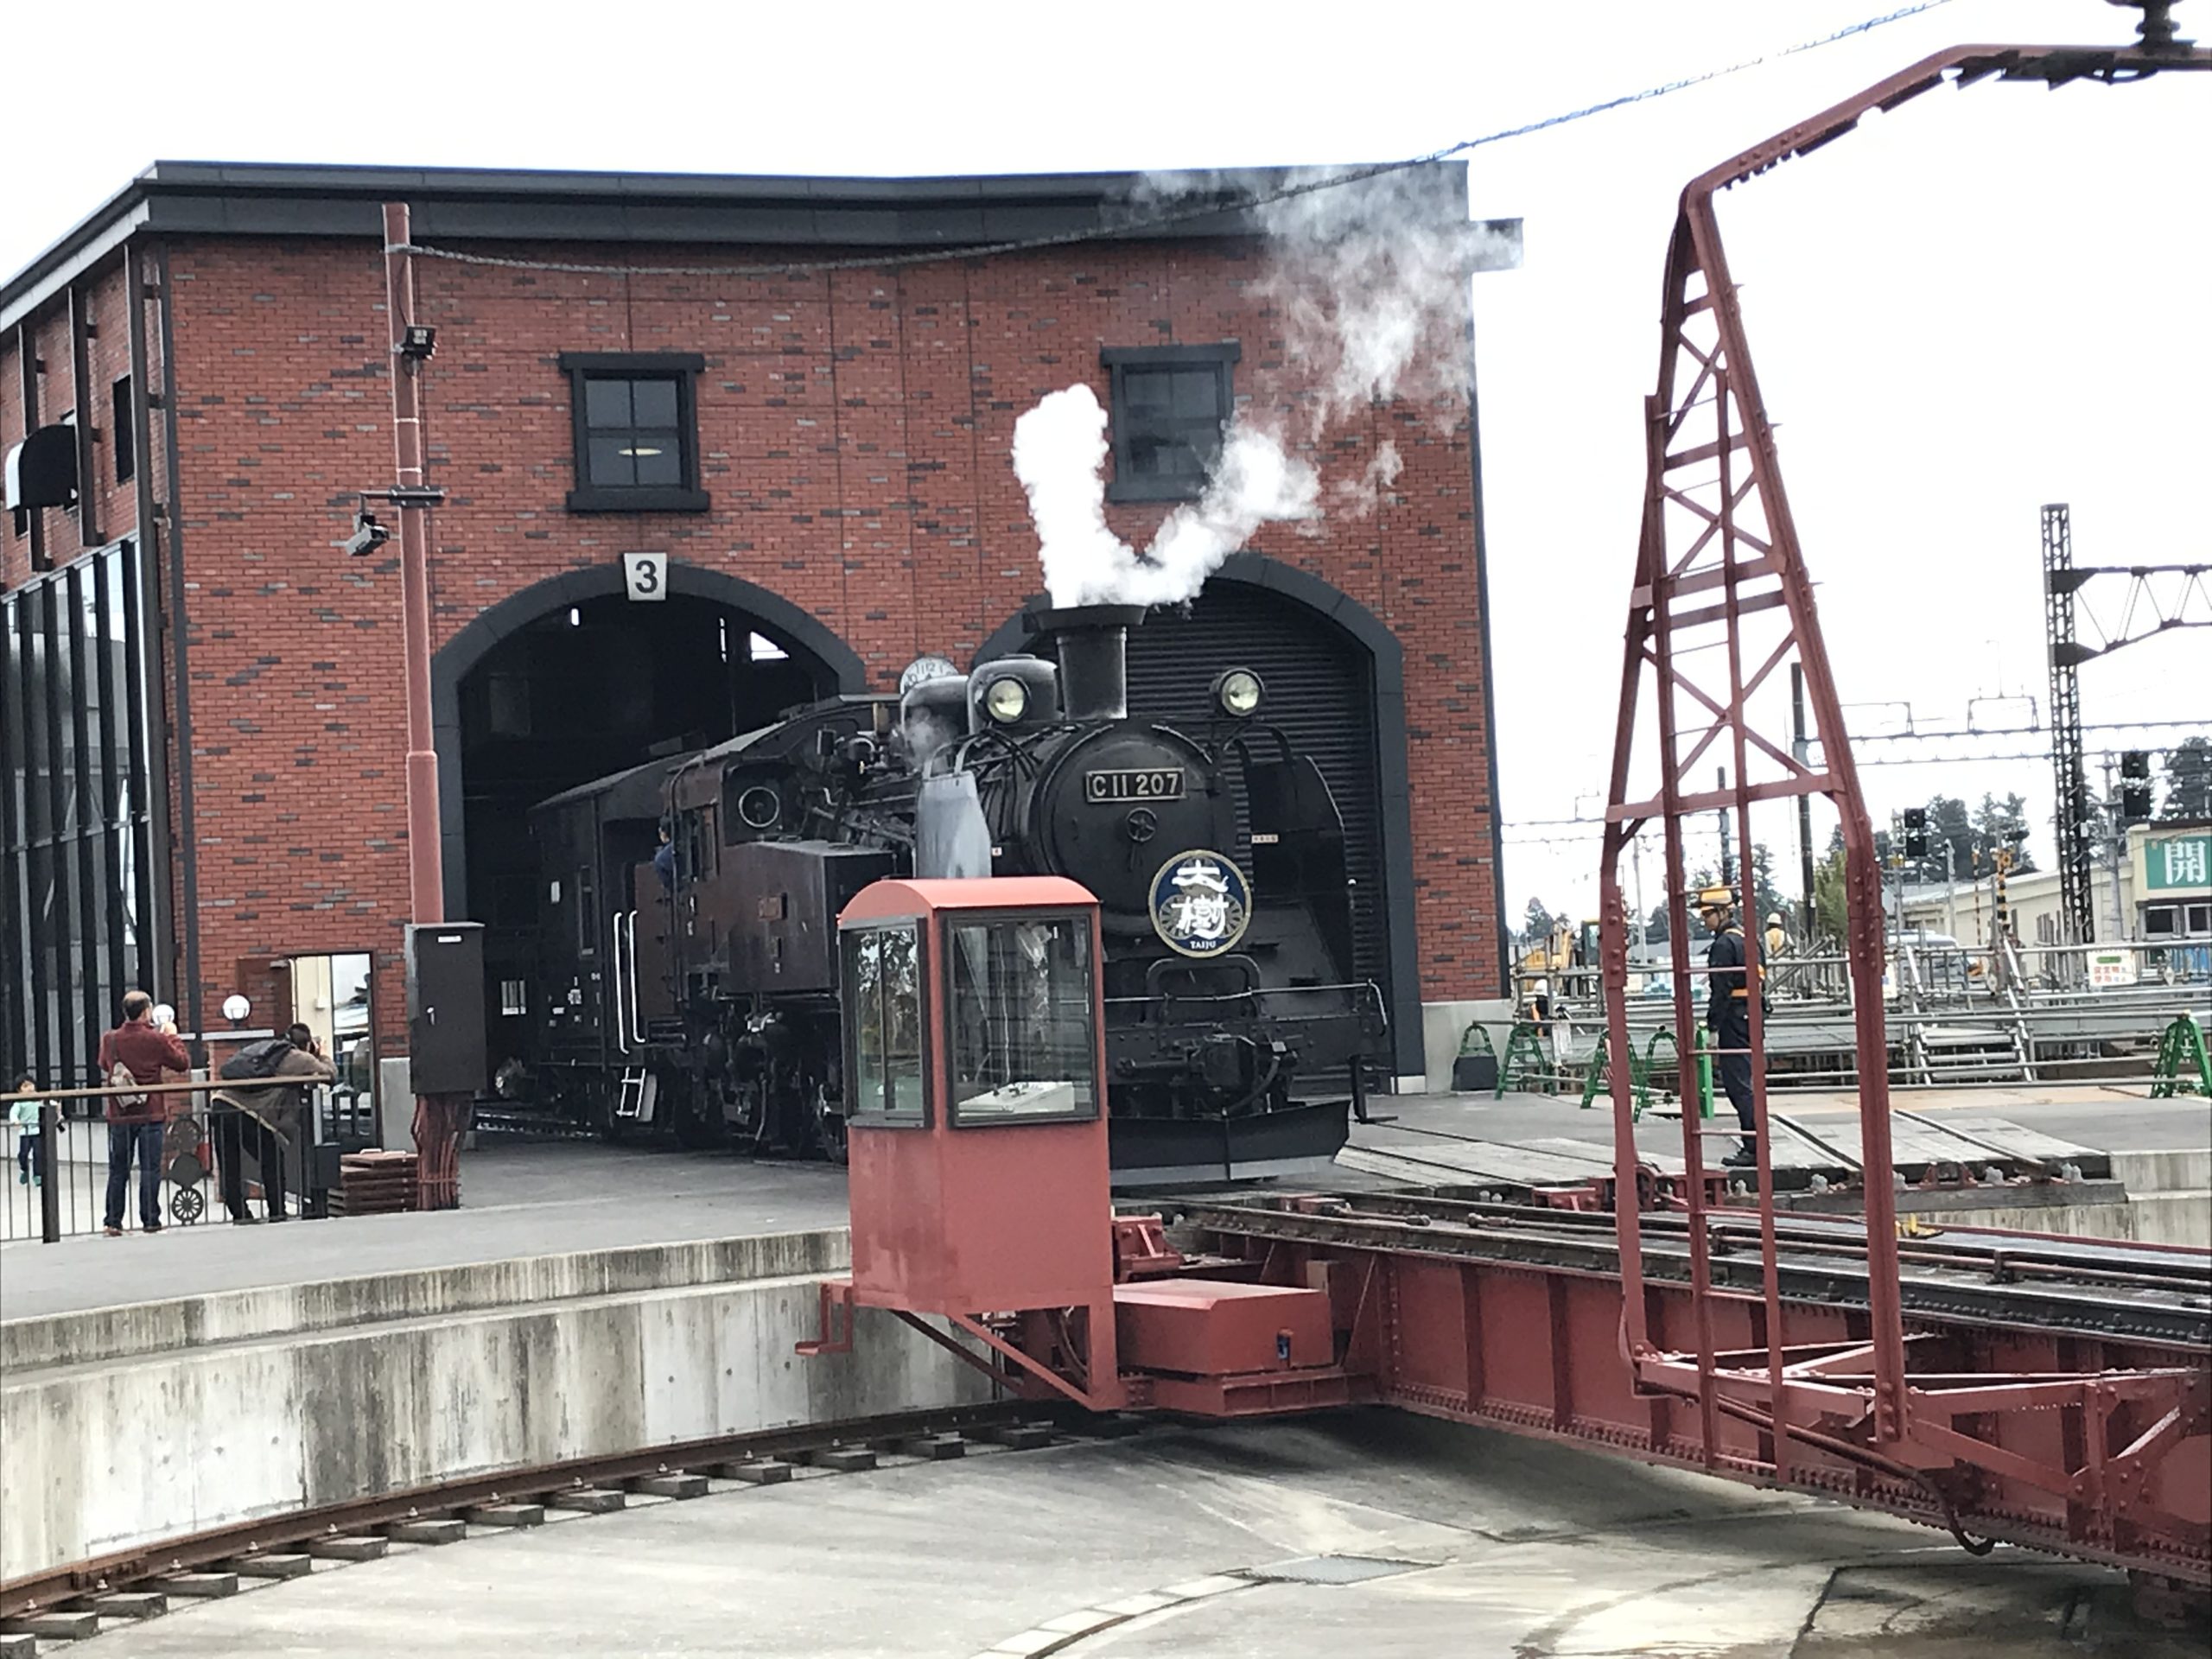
top-left (4, 158), bottom-right (1473, 330)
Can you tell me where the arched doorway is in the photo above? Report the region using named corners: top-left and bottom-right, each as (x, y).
top-left (977, 555), bottom-right (1424, 1085)
top-left (432, 564), bottom-right (861, 1076)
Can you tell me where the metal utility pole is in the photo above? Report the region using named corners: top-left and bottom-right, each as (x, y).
top-left (2044, 499), bottom-right (2210, 953)
top-left (2044, 504), bottom-right (2097, 948)
top-left (381, 202), bottom-right (465, 1209)
top-left (1943, 839), bottom-right (1958, 944)
top-left (1791, 664), bottom-right (1815, 940)
top-left (1715, 767), bottom-right (1732, 887)
top-left (1631, 837), bottom-right (1647, 956)
top-left (385, 203), bottom-right (442, 926)
top-left (2101, 755), bottom-right (2129, 941)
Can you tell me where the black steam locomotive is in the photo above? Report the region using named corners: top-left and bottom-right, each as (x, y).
top-left (522, 602), bottom-right (1383, 1185)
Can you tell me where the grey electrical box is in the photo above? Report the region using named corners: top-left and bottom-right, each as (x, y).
top-left (405, 922), bottom-right (486, 1095)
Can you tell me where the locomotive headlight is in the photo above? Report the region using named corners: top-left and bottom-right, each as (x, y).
top-left (1213, 667), bottom-right (1264, 719)
top-left (983, 676), bottom-right (1029, 724)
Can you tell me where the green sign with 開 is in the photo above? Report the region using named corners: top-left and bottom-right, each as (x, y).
top-left (2145, 834), bottom-right (2211, 892)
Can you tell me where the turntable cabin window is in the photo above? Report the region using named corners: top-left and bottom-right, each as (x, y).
top-left (948, 913), bottom-right (1098, 1123)
top-left (844, 925), bottom-right (925, 1124)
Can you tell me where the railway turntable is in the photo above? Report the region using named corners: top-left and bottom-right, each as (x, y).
top-left (798, 872), bottom-right (2211, 1610)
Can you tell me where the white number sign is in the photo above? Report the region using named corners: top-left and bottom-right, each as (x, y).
top-left (622, 551), bottom-right (667, 602)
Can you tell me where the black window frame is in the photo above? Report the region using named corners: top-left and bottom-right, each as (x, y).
top-left (112, 375), bottom-right (134, 484)
top-left (1103, 342), bottom-right (1240, 505)
top-left (559, 352), bottom-right (709, 514)
top-left (842, 922), bottom-right (930, 1127)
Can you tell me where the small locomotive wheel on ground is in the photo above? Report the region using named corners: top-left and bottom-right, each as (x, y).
top-left (170, 1185), bottom-right (207, 1224)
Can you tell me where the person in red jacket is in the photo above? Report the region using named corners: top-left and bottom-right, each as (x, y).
top-left (98, 989), bottom-right (189, 1236)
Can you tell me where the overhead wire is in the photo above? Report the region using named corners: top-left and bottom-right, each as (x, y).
top-left (387, 2), bottom-right (1960, 283)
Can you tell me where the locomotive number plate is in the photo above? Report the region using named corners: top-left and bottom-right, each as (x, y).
top-left (1084, 768), bottom-right (1185, 803)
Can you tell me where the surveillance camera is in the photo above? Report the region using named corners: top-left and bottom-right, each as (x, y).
top-left (340, 509), bottom-right (391, 557)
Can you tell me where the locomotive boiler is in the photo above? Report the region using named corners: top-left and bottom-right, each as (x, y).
top-left (523, 601), bottom-right (1384, 1185)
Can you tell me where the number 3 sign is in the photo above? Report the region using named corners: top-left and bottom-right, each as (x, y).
top-left (622, 551), bottom-right (667, 602)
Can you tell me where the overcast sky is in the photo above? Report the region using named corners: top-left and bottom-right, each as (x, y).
top-left (10, 0), bottom-right (2206, 928)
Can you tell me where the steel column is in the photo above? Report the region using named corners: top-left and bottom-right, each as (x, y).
top-left (1601, 31), bottom-right (2209, 1481)
top-left (2044, 504), bottom-right (2096, 950)
top-left (380, 203), bottom-right (467, 1208)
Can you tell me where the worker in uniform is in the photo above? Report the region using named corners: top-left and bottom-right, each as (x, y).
top-left (1698, 886), bottom-right (1762, 1167)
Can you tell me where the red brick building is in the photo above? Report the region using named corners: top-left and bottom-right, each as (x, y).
top-left (2, 162), bottom-right (1506, 1100)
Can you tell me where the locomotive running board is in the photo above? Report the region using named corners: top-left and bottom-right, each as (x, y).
top-left (1108, 1099), bottom-right (1351, 1191)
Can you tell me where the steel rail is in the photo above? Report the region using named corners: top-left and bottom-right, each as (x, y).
top-left (0, 1400), bottom-right (1042, 1619)
top-left (1182, 1202), bottom-right (2211, 1348)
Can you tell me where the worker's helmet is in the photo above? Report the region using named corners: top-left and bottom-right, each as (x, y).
top-left (1694, 885), bottom-right (1735, 912)
top-left (1765, 912), bottom-right (1783, 927)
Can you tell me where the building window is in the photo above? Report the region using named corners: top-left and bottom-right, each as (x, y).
top-left (1103, 343), bottom-right (1240, 504)
top-left (499, 979), bottom-right (528, 1017)
top-left (2188, 903), bottom-right (2212, 936)
top-left (2144, 905), bottom-right (2177, 938)
top-left (559, 353), bottom-right (709, 514)
top-left (112, 376), bottom-right (134, 483)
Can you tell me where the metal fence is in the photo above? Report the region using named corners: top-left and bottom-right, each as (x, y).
top-left (1501, 936), bottom-right (2209, 1096)
top-left (2, 1074), bottom-right (372, 1244)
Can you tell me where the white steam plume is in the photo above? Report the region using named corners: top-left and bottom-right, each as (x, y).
top-left (1014, 385), bottom-right (1316, 609)
top-left (1135, 166), bottom-right (1512, 439)
top-left (1330, 440), bottom-right (1402, 521)
top-left (1017, 164), bottom-right (1500, 609)
top-left (1011, 386), bottom-right (1130, 609)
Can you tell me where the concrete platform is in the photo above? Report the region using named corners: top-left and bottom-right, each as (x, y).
top-left (5, 1089), bottom-right (2202, 1320)
top-left (0, 1141), bottom-right (848, 1322)
top-left (0, 1225), bottom-right (988, 1582)
top-left (1347, 1084), bottom-right (2211, 1246)
top-left (60, 1414), bottom-right (2202, 1657)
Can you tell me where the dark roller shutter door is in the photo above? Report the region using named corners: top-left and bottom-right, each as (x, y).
top-left (1122, 587), bottom-right (1388, 1005)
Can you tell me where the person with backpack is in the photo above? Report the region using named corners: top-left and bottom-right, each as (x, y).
top-left (99, 990), bottom-right (190, 1236)
top-left (213, 1023), bottom-right (335, 1224)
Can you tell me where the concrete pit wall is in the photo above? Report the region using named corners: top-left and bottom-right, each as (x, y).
top-left (0, 1230), bottom-right (988, 1585)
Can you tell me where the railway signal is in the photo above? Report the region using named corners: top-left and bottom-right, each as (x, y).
top-left (2120, 750), bottom-right (2155, 823)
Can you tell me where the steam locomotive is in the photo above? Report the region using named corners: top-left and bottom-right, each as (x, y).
top-left (522, 601), bottom-right (1384, 1185)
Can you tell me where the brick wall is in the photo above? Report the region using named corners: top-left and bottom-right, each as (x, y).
top-left (20, 229), bottom-right (1501, 1046)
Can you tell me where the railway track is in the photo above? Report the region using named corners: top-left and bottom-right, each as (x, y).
top-left (0, 1400), bottom-right (1097, 1638)
top-left (1177, 1191), bottom-right (2212, 1349)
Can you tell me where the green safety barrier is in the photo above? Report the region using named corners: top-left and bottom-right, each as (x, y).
top-left (1573, 1027), bottom-right (1706, 1123)
top-left (1579, 1028), bottom-right (1653, 1121)
top-left (1643, 1027), bottom-right (1686, 1117)
top-left (2151, 1013), bottom-right (2210, 1100)
top-left (1450, 1021), bottom-right (1500, 1094)
top-left (1497, 1021), bottom-right (1552, 1097)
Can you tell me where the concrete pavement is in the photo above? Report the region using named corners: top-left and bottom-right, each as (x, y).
top-left (65, 1413), bottom-right (2196, 1657)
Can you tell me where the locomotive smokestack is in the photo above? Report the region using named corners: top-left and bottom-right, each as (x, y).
top-left (1027, 603), bottom-right (1146, 723)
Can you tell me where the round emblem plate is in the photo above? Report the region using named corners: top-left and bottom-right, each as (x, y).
top-left (1148, 849), bottom-right (1253, 958)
